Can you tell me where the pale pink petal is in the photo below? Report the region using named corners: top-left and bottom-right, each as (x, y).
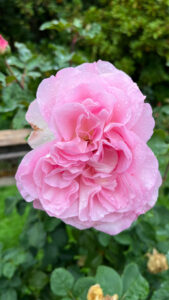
top-left (132, 103), bottom-right (155, 142)
top-left (51, 102), bottom-right (85, 140)
top-left (96, 60), bottom-right (117, 74)
top-left (15, 141), bottom-right (54, 201)
top-left (36, 75), bottom-right (58, 123)
top-left (89, 146), bottom-right (118, 173)
top-left (78, 177), bottom-right (101, 221)
top-left (26, 100), bottom-right (55, 148)
top-left (94, 212), bottom-right (137, 235)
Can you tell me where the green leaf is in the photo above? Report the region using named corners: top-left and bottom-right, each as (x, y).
top-left (0, 83), bottom-right (21, 112)
top-left (161, 105), bottom-right (169, 115)
top-left (51, 228), bottom-right (68, 249)
top-left (95, 265), bottom-right (122, 297)
top-left (150, 281), bottom-right (169, 300)
top-left (27, 223), bottom-right (46, 248)
top-left (27, 71), bottom-right (41, 79)
top-left (6, 56), bottom-right (24, 69)
top-left (15, 42), bottom-right (32, 62)
top-left (82, 23), bottom-right (101, 39)
top-left (12, 108), bottom-right (27, 129)
top-left (2, 262), bottom-right (16, 279)
top-left (28, 271), bottom-right (48, 291)
top-left (122, 266), bottom-right (149, 300)
top-left (148, 129), bottom-right (169, 156)
top-left (16, 199), bottom-right (27, 215)
top-left (122, 263), bottom-right (140, 293)
top-left (44, 217), bottom-right (61, 232)
top-left (40, 20), bottom-right (59, 30)
top-left (5, 75), bottom-right (16, 85)
top-left (73, 277), bottom-right (96, 300)
top-left (3, 248), bottom-right (21, 261)
top-left (40, 19), bottom-right (70, 32)
top-left (0, 83), bottom-right (32, 113)
top-left (50, 268), bottom-right (74, 296)
top-left (9, 276), bottom-right (21, 288)
top-left (26, 55), bottom-right (43, 71)
top-left (14, 252), bottom-right (27, 265)
top-left (114, 231), bottom-right (132, 245)
top-left (0, 289), bottom-right (17, 300)
top-left (4, 196), bottom-right (19, 215)
top-left (98, 232), bottom-right (111, 247)
top-left (3, 248), bottom-right (26, 267)
top-left (51, 45), bottom-right (73, 68)
top-left (73, 18), bottom-right (83, 29)
top-left (21, 252), bottom-right (35, 270)
top-left (43, 242), bottom-right (59, 266)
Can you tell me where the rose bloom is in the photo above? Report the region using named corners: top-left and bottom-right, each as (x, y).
top-left (16, 61), bottom-right (162, 235)
top-left (0, 34), bottom-right (8, 54)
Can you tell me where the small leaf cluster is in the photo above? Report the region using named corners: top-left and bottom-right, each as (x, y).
top-left (50, 264), bottom-right (149, 300)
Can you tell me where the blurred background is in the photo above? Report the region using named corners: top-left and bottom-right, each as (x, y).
top-left (0, 0), bottom-right (169, 299)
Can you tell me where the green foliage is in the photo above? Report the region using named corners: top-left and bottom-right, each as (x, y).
top-left (150, 280), bottom-right (169, 300)
top-left (49, 264), bottom-right (149, 300)
top-left (0, 289), bottom-right (17, 300)
top-left (0, 186), bottom-right (28, 249)
top-left (0, 185), bottom-right (169, 299)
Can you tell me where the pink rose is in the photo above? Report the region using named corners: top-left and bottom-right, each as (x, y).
top-left (15, 61), bottom-right (162, 235)
top-left (0, 34), bottom-right (8, 54)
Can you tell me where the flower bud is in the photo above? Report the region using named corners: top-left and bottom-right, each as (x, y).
top-left (87, 284), bottom-right (103, 300)
top-left (147, 248), bottom-right (169, 274)
top-left (0, 34), bottom-right (8, 54)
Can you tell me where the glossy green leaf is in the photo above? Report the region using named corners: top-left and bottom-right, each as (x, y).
top-left (98, 232), bottom-right (111, 247)
top-left (2, 262), bottom-right (16, 279)
top-left (122, 270), bottom-right (149, 300)
top-left (14, 42), bottom-right (32, 62)
top-left (27, 223), bottom-right (46, 248)
top-left (95, 265), bottom-right (122, 297)
top-left (28, 270), bottom-right (48, 291)
top-left (50, 268), bottom-right (74, 296)
top-left (73, 277), bottom-right (96, 300)
top-left (0, 289), bottom-right (17, 300)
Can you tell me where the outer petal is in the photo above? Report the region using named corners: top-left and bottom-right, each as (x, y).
top-left (94, 212), bottom-right (137, 235)
top-left (26, 100), bottom-right (54, 148)
top-left (132, 103), bottom-right (155, 142)
top-left (76, 60), bottom-right (116, 74)
top-left (36, 75), bottom-right (59, 123)
top-left (96, 60), bottom-right (117, 74)
top-left (15, 141), bottom-right (54, 202)
top-left (101, 68), bottom-right (145, 128)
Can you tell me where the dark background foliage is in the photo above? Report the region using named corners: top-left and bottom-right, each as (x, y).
top-left (0, 0), bottom-right (169, 299)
